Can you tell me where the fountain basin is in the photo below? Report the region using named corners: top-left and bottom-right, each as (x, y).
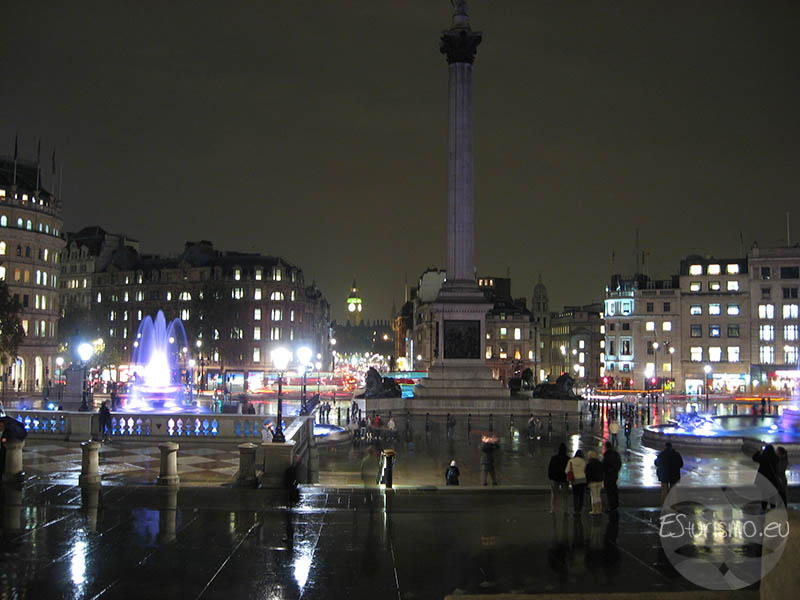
top-left (642, 414), bottom-right (800, 451)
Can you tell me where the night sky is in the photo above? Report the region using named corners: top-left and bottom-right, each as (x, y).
top-left (2, 1), bottom-right (799, 322)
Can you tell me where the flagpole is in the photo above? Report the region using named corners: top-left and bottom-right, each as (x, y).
top-left (12, 134), bottom-right (18, 186)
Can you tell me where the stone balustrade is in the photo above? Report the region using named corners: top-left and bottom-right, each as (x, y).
top-left (4, 409), bottom-right (300, 443)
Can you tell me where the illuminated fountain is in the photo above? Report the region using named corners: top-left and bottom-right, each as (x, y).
top-left (125, 311), bottom-right (197, 413)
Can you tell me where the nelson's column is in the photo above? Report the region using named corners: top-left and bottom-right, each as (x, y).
top-left (413, 1), bottom-right (508, 407)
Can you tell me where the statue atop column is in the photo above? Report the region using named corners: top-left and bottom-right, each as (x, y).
top-left (451, 0), bottom-right (470, 29)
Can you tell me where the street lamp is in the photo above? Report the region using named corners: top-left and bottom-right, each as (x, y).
top-left (703, 364), bottom-right (712, 413)
top-left (668, 346), bottom-right (675, 389)
top-left (55, 356), bottom-right (64, 402)
top-left (78, 342), bottom-right (94, 411)
top-left (271, 347), bottom-right (292, 443)
top-left (297, 346), bottom-right (313, 415)
top-left (560, 345), bottom-right (567, 374)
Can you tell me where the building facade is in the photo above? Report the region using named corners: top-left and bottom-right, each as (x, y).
top-left (0, 157), bottom-right (65, 391)
top-left (90, 240), bottom-right (331, 389)
top-left (547, 303), bottom-right (604, 386)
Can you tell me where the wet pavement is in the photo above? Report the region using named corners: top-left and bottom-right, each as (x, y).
top-left (0, 482), bottom-right (769, 600)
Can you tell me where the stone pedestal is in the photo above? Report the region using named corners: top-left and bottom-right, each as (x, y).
top-left (236, 442), bottom-right (258, 488)
top-left (79, 440), bottom-right (101, 486)
top-left (2, 439), bottom-right (25, 483)
top-left (261, 442), bottom-right (293, 488)
top-left (156, 442), bottom-right (180, 486)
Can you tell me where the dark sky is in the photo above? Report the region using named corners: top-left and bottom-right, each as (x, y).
top-left (3, 1), bottom-right (799, 322)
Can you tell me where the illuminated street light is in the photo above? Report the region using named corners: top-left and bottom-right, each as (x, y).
top-left (77, 343), bottom-right (94, 411)
top-left (271, 347), bottom-right (292, 443)
top-left (297, 346), bottom-right (313, 415)
top-left (703, 364), bottom-right (712, 412)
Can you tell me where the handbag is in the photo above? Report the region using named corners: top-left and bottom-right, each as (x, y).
top-left (566, 463), bottom-right (575, 483)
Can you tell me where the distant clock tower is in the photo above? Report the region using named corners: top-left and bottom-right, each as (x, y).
top-left (346, 279), bottom-right (363, 325)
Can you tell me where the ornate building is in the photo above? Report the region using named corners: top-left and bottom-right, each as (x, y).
top-left (346, 279), bottom-right (363, 326)
top-left (0, 155), bottom-right (65, 391)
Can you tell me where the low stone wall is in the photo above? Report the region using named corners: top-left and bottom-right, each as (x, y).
top-left (642, 423), bottom-right (800, 453)
top-left (365, 397), bottom-right (583, 416)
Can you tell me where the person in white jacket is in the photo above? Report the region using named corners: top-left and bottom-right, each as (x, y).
top-left (566, 449), bottom-right (587, 514)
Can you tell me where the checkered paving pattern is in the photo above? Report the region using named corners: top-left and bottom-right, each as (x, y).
top-left (21, 441), bottom-right (242, 484)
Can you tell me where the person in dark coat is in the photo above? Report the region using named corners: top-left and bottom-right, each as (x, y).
top-left (548, 443), bottom-right (569, 513)
top-left (603, 441), bottom-right (622, 511)
top-left (585, 450), bottom-right (605, 515)
top-left (445, 460), bottom-right (460, 485)
top-left (753, 444), bottom-right (782, 507)
top-left (655, 442), bottom-right (683, 503)
top-left (480, 436), bottom-right (499, 486)
top-left (98, 401), bottom-right (112, 442)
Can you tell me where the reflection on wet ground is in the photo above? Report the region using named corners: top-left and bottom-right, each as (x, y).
top-left (319, 414), bottom-right (800, 489)
top-left (2, 483), bottom-right (764, 600)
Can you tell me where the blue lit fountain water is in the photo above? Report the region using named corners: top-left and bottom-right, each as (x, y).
top-left (125, 311), bottom-right (202, 413)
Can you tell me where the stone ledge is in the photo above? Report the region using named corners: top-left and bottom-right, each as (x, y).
top-left (444, 593), bottom-right (759, 600)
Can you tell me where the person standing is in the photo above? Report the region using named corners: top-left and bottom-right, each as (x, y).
top-left (547, 443), bottom-right (569, 513)
top-left (623, 419), bottom-right (632, 449)
top-left (585, 451), bottom-right (605, 515)
top-left (445, 460), bottom-right (460, 485)
top-left (655, 442), bottom-right (684, 503)
top-left (608, 419), bottom-right (620, 447)
top-left (566, 449), bottom-right (587, 514)
top-left (480, 435), bottom-right (499, 486)
top-left (98, 400), bottom-right (112, 443)
top-left (753, 444), bottom-right (782, 507)
top-left (602, 441), bottom-right (622, 512)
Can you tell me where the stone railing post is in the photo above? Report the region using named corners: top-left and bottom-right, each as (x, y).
top-left (261, 442), bottom-right (294, 488)
top-left (79, 440), bottom-right (102, 486)
top-left (2, 439), bottom-right (25, 483)
top-left (236, 442), bottom-right (258, 487)
top-left (157, 442), bottom-right (180, 486)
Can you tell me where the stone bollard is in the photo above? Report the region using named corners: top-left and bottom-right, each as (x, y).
top-left (2, 439), bottom-right (26, 483)
top-left (157, 442), bottom-right (180, 486)
top-left (79, 440), bottom-right (102, 486)
top-left (236, 442), bottom-right (258, 488)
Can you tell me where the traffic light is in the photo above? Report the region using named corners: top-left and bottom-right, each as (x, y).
top-left (602, 376), bottom-right (609, 386)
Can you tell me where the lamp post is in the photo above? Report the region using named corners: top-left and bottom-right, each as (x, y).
top-left (78, 343), bottom-right (94, 411)
top-left (188, 358), bottom-right (196, 403)
top-left (297, 346), bottom-right (312, 416)
top-left (271, 347), bottom-right (291, 443)
top-left (668, 345), bottom-right (675, 392)
top-left (330, 338), bottom-right (337, 404)
top-left (195, 340), bottom-right (204, 391)
top-left (560, 345), bottom-right (567, 374)
top-left (55, 356), bottom-right (64, 403)
top-left (703, 364), bottom-right (712, 413)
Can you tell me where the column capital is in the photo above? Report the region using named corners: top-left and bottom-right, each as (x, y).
top-left (440, 29), bottom-right (482, 65)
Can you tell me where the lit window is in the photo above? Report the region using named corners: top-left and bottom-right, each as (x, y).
top-left (270, 291), bottom-right (284, 301)
top-left (760, 346), bottom-right (775, 364)
top-left (26, 220), bottom-right (32, 230)
top-left (709, 304), bottom-right (721, 315)
top-left (785, 346), bottom-right (799, 365)
top-left (253, 347), bottom-right (261, 362)
top-left (485, 345), bottom-right (493, 359)
top-left (690, 347), bottom-right (703, 362)
top-left (272, 267), bottom-right (282, 281)
top-left (97, 292), bottom-right (102, 303)
top-left (180, 309), bottom-right (189, 320)
top-left (16, 218), bottom-right (23, 227)
top-left (271, 308), bottom-right (282, 321)
top-left (784, 325), bottom-right (798, 341)
top-left (0, 242), bottom-right (5, 255)
top-left (291, 290), bottom-right (296, 301)
top-left (645, 321), bottom-right (655, 331)
top-left (499, 347), bottom-right (507, 359)
top-left (255, 268), bottom-right (262, 281)
top-left (254, 308), bottom-right (261, 320)
top-left (759, 304), bottom-right (775, 319)
top-left (759, 325), bottom-right (774, 341)
top-left (254, 288), bottom-right (262, 300)
top-left (689, 264), bottom-right (702, 275)
top-left (709, 325), bottom-right (720, 337)
top-left (691, 324), bottom-right (702, 337)
top-left (0, 266), bottom-right (5, 280)
top-left (708, 264), bottom-right (721, 275)
top-left (136, 291), bottom-right (143, 301)
top-left (709, 347), bottom-right (722, 362)
top-left (514, 328), bottom-right (521, 340)
top-left (579, 352), bottom-right (585, 364)
top-left (728, 346), bottom-right (740, 363)
top-left (253, 326), bottom-right (261, 341)
top-left (499, 327), bottom-right (507, 338)
top-left (709, 281), bottom-right (721, 292)
top-left (234, 268), bottom-right (241, 281)
top-left (727, 264), bottom-right (740, 274)
top-left (270, 327), bottom-right (281, 341)
top-left (727, 280), bottom-right (740, 291)
top-left (179, 291), bottom-right (191, 301)
top-left (290, 310), bottom-right (295, 322)
top-left (783, 304), bottom-right (799, 319)
top-left (0, 216), bottom-right (5, 226)
top-left (662, 321), bottom-right (672, 331)
top-left (727, 304), bottom-right (740, 316)
top-left (232, 288), bottom-right (244, 299)
top-left (690, 304), bottom-right (702, 316)
top-left (124, 292), bottom-right (129, 302)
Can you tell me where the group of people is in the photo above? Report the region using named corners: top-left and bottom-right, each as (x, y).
top-left (753, 443), bottom-right (790, 506)
top-left (444, 434), bottom-right (499, 486)
top-left (549, 442), bottom-right (622, 515)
